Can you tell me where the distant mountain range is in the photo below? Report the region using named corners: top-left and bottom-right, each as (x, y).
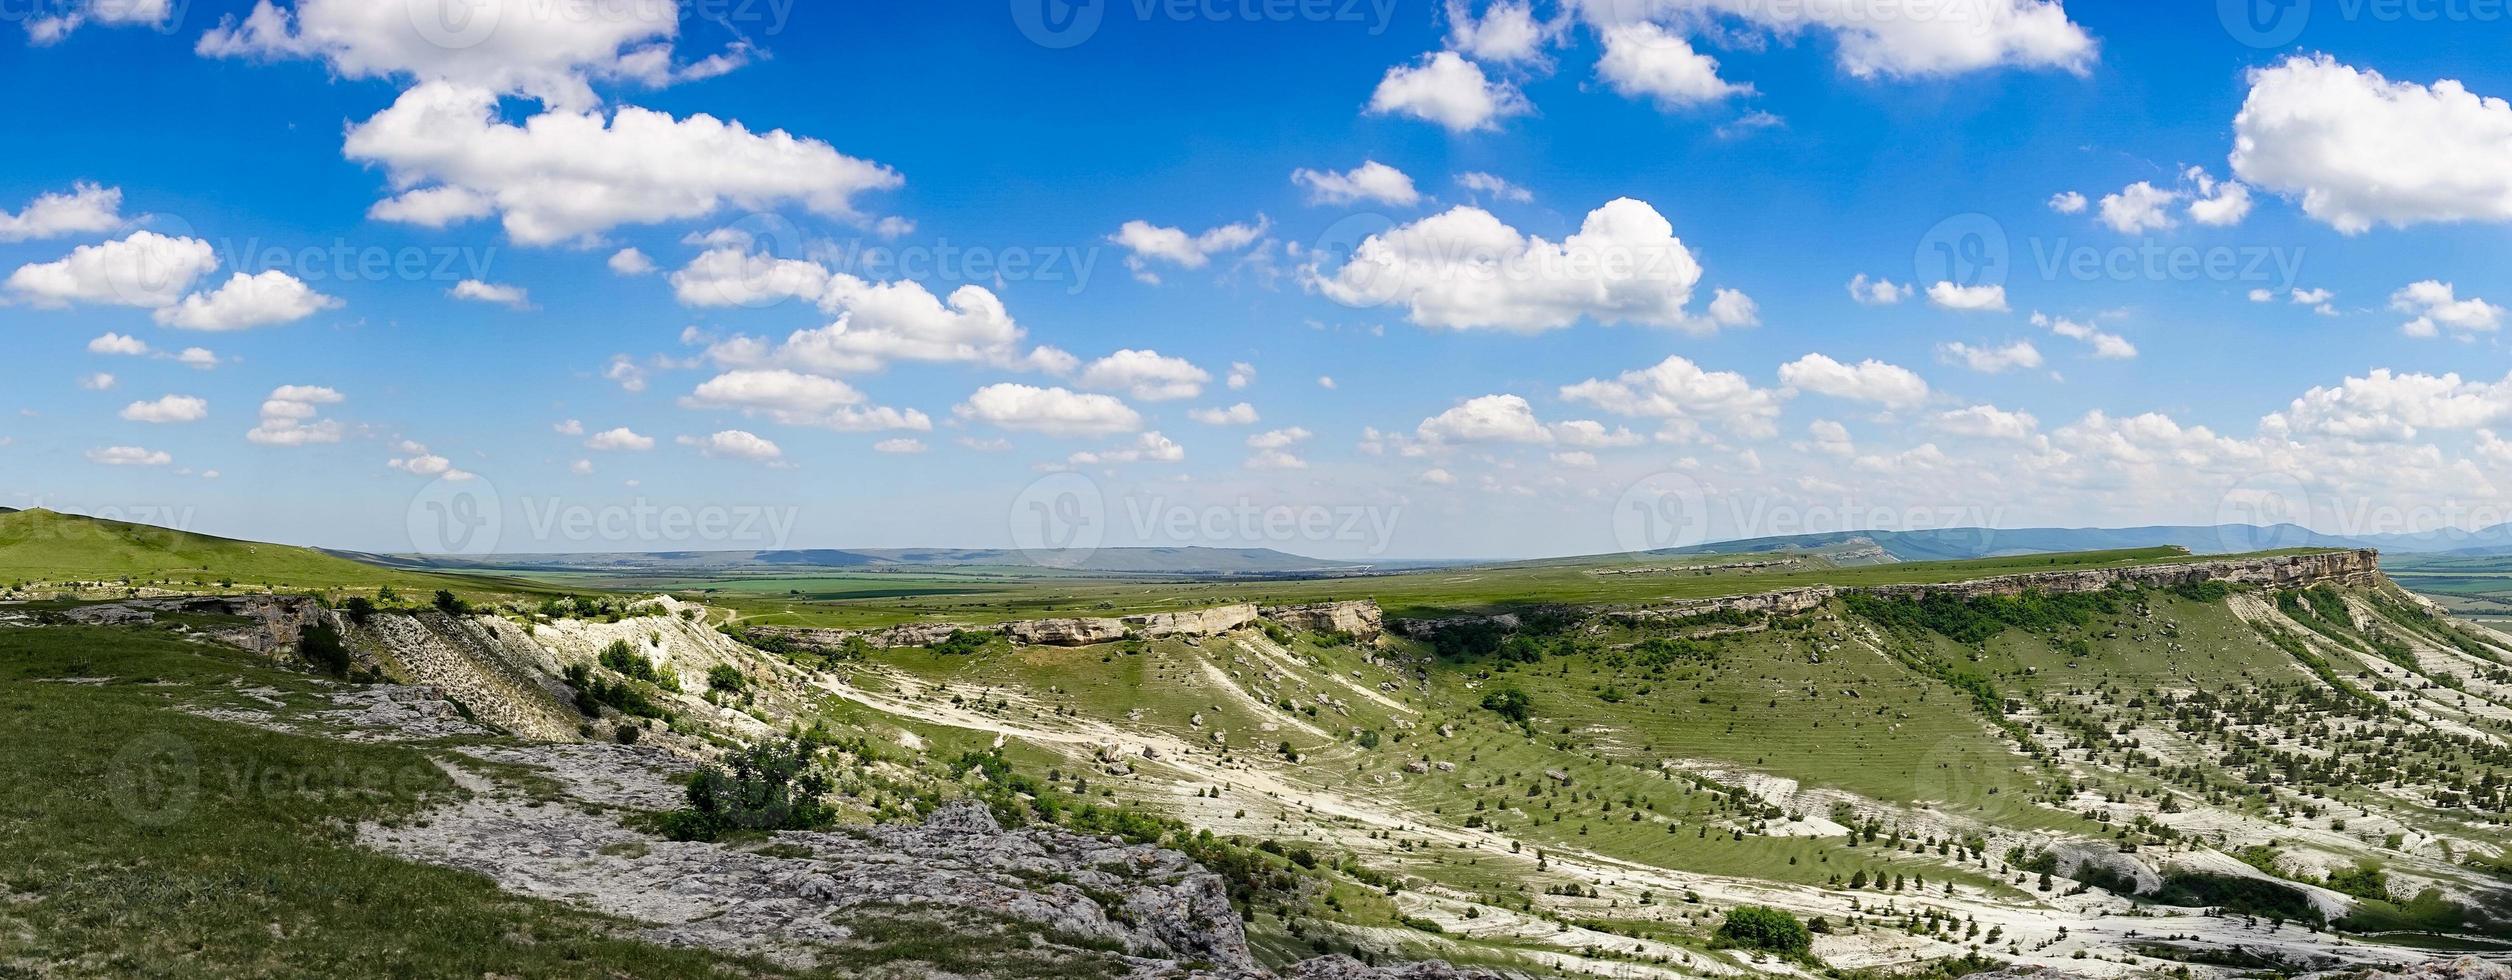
top-left (330, 545), bottom-right (1438, 578)
top-left (1655, 523), bottom-right (2512, 561)
top-left (332, 522), bottom-right (2512, 580)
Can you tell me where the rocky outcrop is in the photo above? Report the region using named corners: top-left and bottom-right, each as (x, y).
top-left (1261, 600), bottom-right (1385, 640)
top-left (342, 611), bottom-right (585, 741)
top-left (755, 600), bottom-right (1382, 650)
top-left (1860, 549), bottom-right (2381, 600)
top-left (1397, 549), bottom-right (2384, 636)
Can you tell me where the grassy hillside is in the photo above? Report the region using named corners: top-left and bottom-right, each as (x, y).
top-left (0, 508), bottom-right (540, 599)
top-left (686, 546), bottom-right (2311, 628)
top-left (792, 570), bottom-right (2512, 972)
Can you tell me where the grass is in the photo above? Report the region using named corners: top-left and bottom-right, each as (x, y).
top-left (0, 625), bottom-right (791, 978)
top-left (0, 508), bottom-right (540, 602)
top-left (677, 546), bottom-right (2328, 629)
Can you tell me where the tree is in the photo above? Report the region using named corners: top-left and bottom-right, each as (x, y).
top-left (659, 733), bottom-right (836, 842)
top-left (1481, 688), bottom-right (1533, 724)
top-left (1716, 905), bottom-right (1812, 957)
top-left (432, 590), bottom-right (468, 615)
top-left (299, 622), bottom-right (351, 677)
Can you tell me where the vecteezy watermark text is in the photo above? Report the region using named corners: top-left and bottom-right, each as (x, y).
top-left (1012, 0), bottom-right (1400, 48)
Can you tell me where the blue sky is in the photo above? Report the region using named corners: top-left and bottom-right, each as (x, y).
top-left (4, 0), bottom-right (2510, 559)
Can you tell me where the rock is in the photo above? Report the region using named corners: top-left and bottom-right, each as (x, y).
top-left (1282, 954), bottom-right (1498, 979)
top-left (1260, 601), bottom-right (1386, 641)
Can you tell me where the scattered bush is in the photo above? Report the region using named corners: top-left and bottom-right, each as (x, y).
top-left (707, 664), bottom-right (747, 693)
top-left (1715, 905), bottom-right (1812, 957)
top-left (658, 733), bottom-right (837, 842)
top-left (299, 621), bottom-right (351, 677)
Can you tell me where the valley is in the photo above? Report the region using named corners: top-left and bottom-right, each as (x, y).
top-left (2, 508), bottom-right (2509, 978)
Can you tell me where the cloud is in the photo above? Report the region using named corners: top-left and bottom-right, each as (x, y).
top-left (341, 82), bottom-right (900, 246)
top-left (1076, 349), bottom-right (1210, 401)
top-left (1070, 430), bottom-right (1186, 465)
top-left (2262, 368), bottom-right (2512, 442)
top-left (679, 429), bottom-right (783, 463)
top-left (1417, 394), bottom-right (1553, 444)
top-left (154, 270), bottom-right (342, 330)
top-left (4, 231), bottom-right (218, 309)
top-left (682, 369), bottom-right (931, 432)
top-left (1309, 198), bottom-right (1714, 333)
top-left (1778, 353), bottom-right (1930, 408)
top-left (1108, 216), bottom-right (1268, 279)
top-left (2097, 180), bottom-right (2177, 233)
top-left (1580, 0), bottom-right (2093, 79)
top-left (1931, 404), bottom-right (2040, 440)
top-left (1805, 419), bottom-right (1854, 456)
top-left (1455, 171), bottom-right (1533, 203)
top-left (953, 384), bottom-right (1140, 437)
top-left (87, 445), bottom-right (171, 466)
top-left (0, 182), bottom-right (124, 241)
top-left (23, 0), bottom-right (173, 45)
top-left (872, 437), bottom-right (926, 454)
top-left (1367, 51), bottom-right (1528, 132)
top-left (1938, 339), bottom-right (2044, 374)
top-left (388, 440), bottom-right (473, 480)
top-left (1244, 427), bottom-right (1313, 469)
top-left (2391, 280), bottom-right (2503, 339)
top-left (176, 347), bottom-right (220, 369)
top-left (87, 332), bottom-right (149, 356)
top-left (1559, 354), bottom-right (1781, 439)
top-left (1447, 0), bottom-right (1555, 64)
top-left (2033, 311), bottom-right (2137, 358)
top-left (2047, 191), bottom-right (2087, 214)
top-left (449, 279), bottom-right (532, 308)
top-left (1189, 402), bottom-right (1260, 425)
top-left (1292, 161), bottom-right (1421, 207)
top-left (584, 426), bottom-right (656, 451)
top-left (1596, 22), bottom-right (1748, 108)
top-left (1926, 281), bottom-right (2009, 312)
top-left (693, 267), bottom-right (1069, 375)
top-left (1316, 375), bottom-right (1337, 390)
top-left (248, 385), bottom-right (345, 446)
top-left (1226, 362), bottom-right (1256, 390)
top-left (79, 372), bottom-right (116, 391)
top-left (603, 354), bottom-right (648, 392)
top-left (2233, 54), bottom-right (2512, 234)
top-left (1706, 287), bottom-right (1758, 327)
top-left (120, 394), bottom-right (208, 424)
top-left (197, 0), bottom-right (735, 111)
top-left (2186, 170), bottom-right (2254, 226)
top-left (607, 247), bottom-right (656, 276)
top-left (1846, 274), bottom-right (1910, 305)
top-left (553, 419), bottom-right (584, 436)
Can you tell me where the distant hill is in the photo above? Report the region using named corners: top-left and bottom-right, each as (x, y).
top-left (1652, 524), bottom-right (2379, 562)
top-left (332, 545), bottom-right (1418, 578)
top-left (0, 508), bottom-right (514, 594)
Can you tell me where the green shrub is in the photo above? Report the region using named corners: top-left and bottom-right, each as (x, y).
top-left (1480, 688), bottom-right (1532, 724)
top-left (299, 622), bottom-right (351, 677)
top-left (1715, 905), bottom-right (1812, 956)
top-left (658, 734), bottom-right (837, 842)
top-left (706, 664), bottom-right (746, 693)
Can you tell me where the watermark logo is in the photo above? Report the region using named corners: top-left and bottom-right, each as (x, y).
top-left (109, 731), bottom-right (198, 828)
top-left (1011, 472), bottom-right (1107, 567)
top-left (1012, 0), bottom-right (1105, 47)
top-left (1913, 212), bottom-right (2009, 291)
top-left (1612, 471), bottom-right (1711, 555)
top-left (2220, 0), bottom-right (2312, 46)
top-left (1310, 210), bottom-right (1401, 309)
top-left (407, 0), bottom-right (504, 50)
top-left (407, 474), bottom-right (503, 556)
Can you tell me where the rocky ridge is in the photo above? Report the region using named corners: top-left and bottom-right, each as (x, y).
top-left (754, 599), bottom-right (1387, 651)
